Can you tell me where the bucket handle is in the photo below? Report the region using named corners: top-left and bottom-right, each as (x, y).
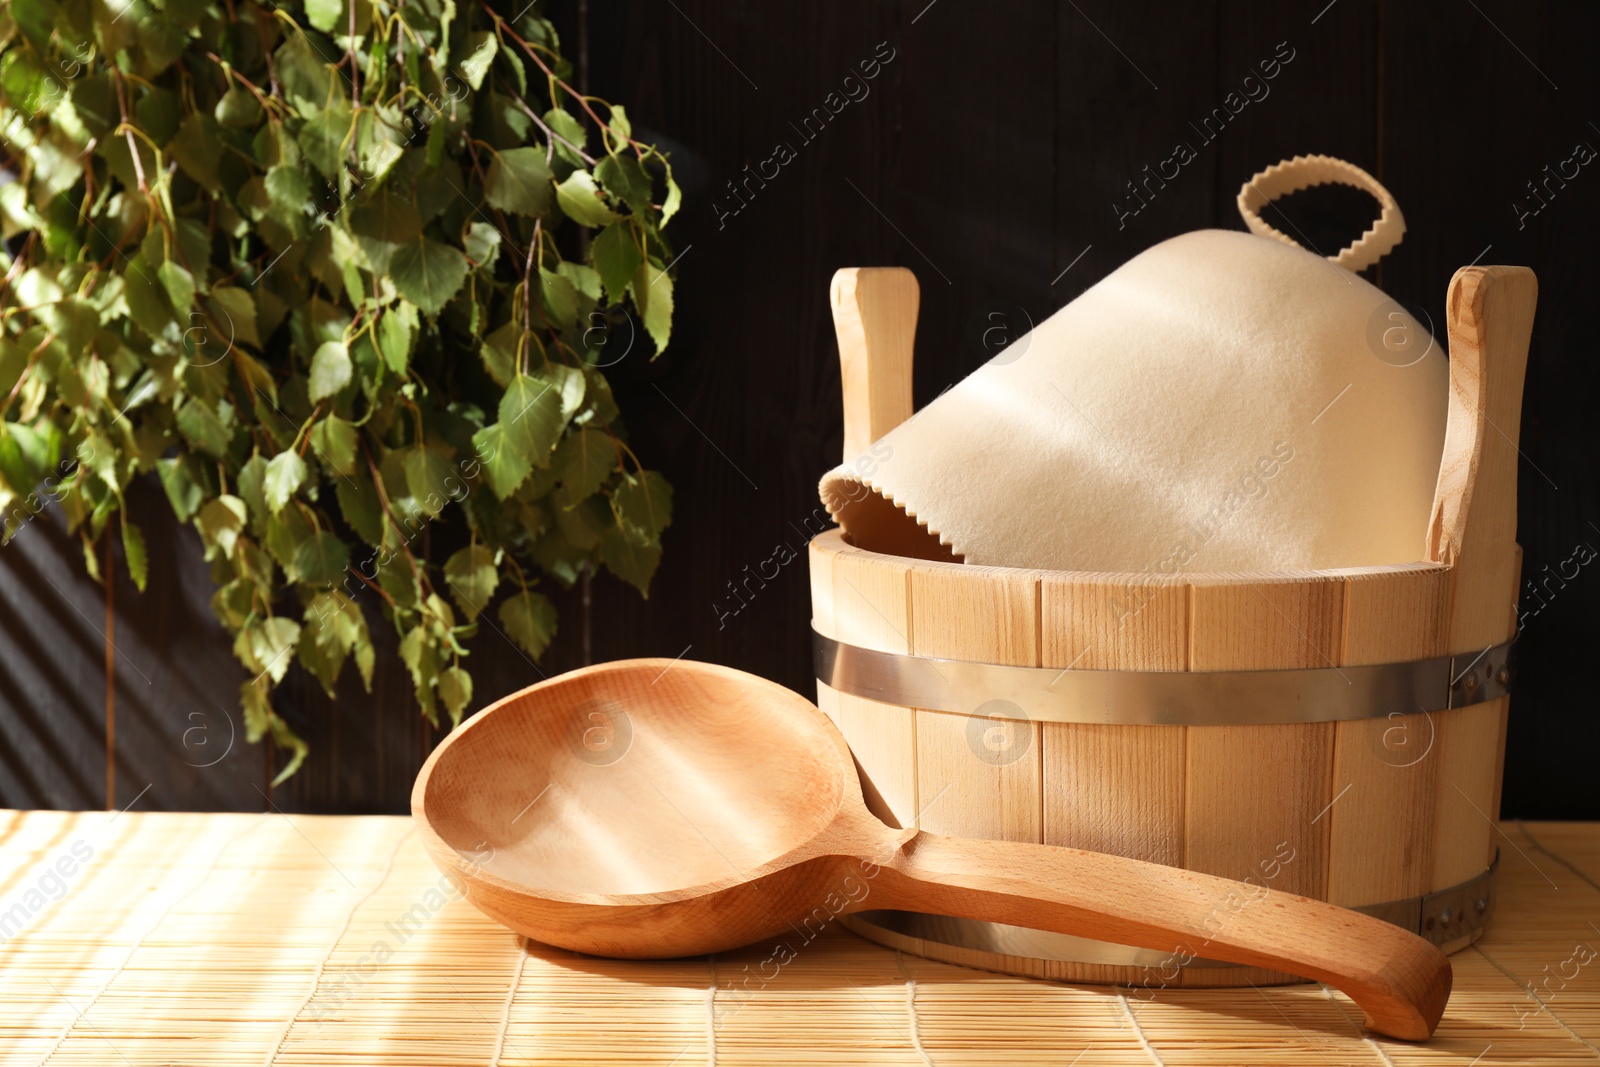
top-left (1236, 154), bottom-right (1405, 272)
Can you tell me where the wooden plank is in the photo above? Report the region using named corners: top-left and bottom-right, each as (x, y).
top-left (1185, 575), bottom-right (1343, 902)
top-left (1503, 2), bottom-right (1600, 821)
top-left (110, 481), bottom-right (265, 812)
top-left (1432, 557), bottom-right (1520, 889)
top-left (910, 562), bottom-right (1040, 843)
top-left (0, 506), bottom-right (113, 809)
top-left (1039, 574), bottom-right (1187, 867)
top-left (1425, 266), bottom-right (1536, 885)
top-left (830, 543), bottom-right (916, 829)
top-left (1326, 565), bottom-right (1451, 907)
top-left (808, 536), bottom-right (837, 642)
top-left (831, 268), bottom-right (918, 462)
top-left (1432, 699), bottom-right (1509, 889)
top-left (0, 480), bottom-right (266, 813)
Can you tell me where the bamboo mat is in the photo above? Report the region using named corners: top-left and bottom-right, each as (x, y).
top-left (1, 811), bottom-right (1597, 1066)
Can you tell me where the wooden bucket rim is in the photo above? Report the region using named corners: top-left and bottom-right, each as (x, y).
top-left (810, 527), bottom-right (1454, 588)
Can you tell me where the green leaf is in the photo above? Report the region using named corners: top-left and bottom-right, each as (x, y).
top-left (8, 420), bottom-right (57, 478)
top-left (530, 527), bottom-right (585, 587)
top-left (298, 606), bottom-right (347, 697)
top-left (611, 469), bottom-right (673, 545)
top-left (265, 164), bottom-right (313, 216)
top-left (168, 112), bottom-right (222, 192)
top-left (590, 222), bottom-right (642, 304)
top-left (123, 256), bottom-right (175, 340)
top-left (661, 167), bottom-right (682, 224)
top-left (607, 104), bottom-right (632, 143)
top-left (437, 666), bottom-right (473, 726)
top-left (478, 320), bottom-right (518, 387)
top-left (120, 518), bottom-right (148, 591)
top-left (403, 445), bottom-right (458, 517)
top-left (378, 544), bottom-right (421, 610)
top-left (377, 303), bottom-right (418, 374)
top-left (390, 236), bottom-right (469, 316)
top-left (554, 427), bottom-right (614, 503)
top-left (268, 723), bottom-right (309, 787)
top-left (195, 495), bottom-right (248, 561)
top-left (499, 588), bottom-right (557, 660)
top-left (336, 476), bottom-right (385, 546)
top-left (463, 220), bottom-right (502, 267)
top-left (484, 146), bottom-right (553, 217)
top-left (456, 30), bottom-right (497, 90)
top-left (551, 363), bottom-right (587, 421)
top-left (212, 578), bottom-right (255, 630)
top-left (444, 544), bottom-right (497, 620)
top-left (136, 85), bottom-right (181, 144)
top-left (556, 492), bottom-right (608, 550)
top-left (294, 531), bottom-right (350, 585)
top-left (68, 72), bottom-right (118, 140)
top-left (308, 415), bottom-right (359, 475)
top-left (299, 100), bottom-right (354, 179)
top-left (545, 107), bottom-right (586, 162)
top-left (157, 260), bottom-right (196, 315)
top-left (305, 0), bottom-right (341, 33)
top-left (158, 456), bottom-right (207, 521)
top-left (265, 450), bottom-right (307, 513)
top-left (399, 624), bottom-right (440, 722)
top-left (1, 51), bottom-right (50, 117)
top-left (308, 340), bottom-right (352, 402)
top-left (215, 85), bottom-right (263, 129)
top-left (0, 341), bottom-right (27, 403)
top-left (274, 32), bottom-right (335, 108)
top-left (599, 523), bottom-right (662, 596)
top-left (497, 371), bottom-right (571, 467)
top-left (596, 153), bottom-right (652, 214)
top-left (631, 258), bottom-right (674, 355)
top-left (349, 189), bottom-right (422, 271)
top-left (555, 170), bottom-right (619, 226)
top-left (236, 616), bottom-right (301, 684)
top-left (0, 424), bottom-right (39, 497)
top-left (471, 423), bottom-right (532, 499)
top-left (205, 287), bottom-right (261, 349)
top-left (266, 504), bottom-right (314, 576)
top-left (176, 398), bottom-right (235, 458)
top-left (236, 453), bottom-right (269, 527)
top-left (560, 261), bottom-right (602, 303)
top-left (539, 267), bottom-right (578, 330)
top-left (241, 680), bottom-right (273, 742)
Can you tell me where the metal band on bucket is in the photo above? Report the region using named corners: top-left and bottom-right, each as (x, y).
top-left (848, 853), bottom-right (1498, 970)
top-left (814, 630), bottom-right (1514, 725)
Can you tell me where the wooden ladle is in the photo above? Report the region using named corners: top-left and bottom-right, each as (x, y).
top-left (412, 659), bottom-right (1451, 1040)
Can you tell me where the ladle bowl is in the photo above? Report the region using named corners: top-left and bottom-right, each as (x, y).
top-left (413, 659), bottom-right (1451, 1041)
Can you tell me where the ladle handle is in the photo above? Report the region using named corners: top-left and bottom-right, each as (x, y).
top-left (871, 832), bottom-right (1450, 1041)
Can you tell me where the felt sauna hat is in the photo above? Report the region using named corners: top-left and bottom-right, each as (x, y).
top-left (819, 155), bottom-right (1446, 574)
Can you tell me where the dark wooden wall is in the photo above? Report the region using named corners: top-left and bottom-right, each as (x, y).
top-left (3, 0), bottom-right (1595, 817)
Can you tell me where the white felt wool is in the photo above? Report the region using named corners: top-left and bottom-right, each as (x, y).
top-left (819, 228), bottom-right (1448, 574)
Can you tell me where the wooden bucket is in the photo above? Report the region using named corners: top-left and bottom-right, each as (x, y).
top-left (810, 264), bottom-right (1535, 987)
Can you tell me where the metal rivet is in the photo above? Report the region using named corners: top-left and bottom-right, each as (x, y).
top-left (1424, 916), bottom-right (1437, 931)
top-left (1439, 907), bottom-right (1454, 925)
top-left (1465, 673), bottom-right (1479, 691)
top-left (1475, 897), bottom-right (1488, 914)
top-left (1497, 668), bottom-right (1510, 685)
